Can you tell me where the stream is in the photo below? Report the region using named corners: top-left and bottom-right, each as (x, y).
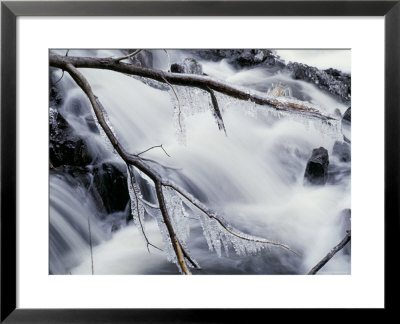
top-left (49, 49), bottom-right (351, 275)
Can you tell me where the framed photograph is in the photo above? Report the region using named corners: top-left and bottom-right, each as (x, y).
top-left (1, 0), bottom-right (398, 322)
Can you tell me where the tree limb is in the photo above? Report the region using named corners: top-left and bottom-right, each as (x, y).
top-left (308, 231), bottom-right (351, 275)
top-left (52, 57), bottom-right (301, 274)
top-left (155, 181), bottom-right (190, 274)
top-left (162, 182), bottom-right (301, 257)
top-left (49, 53), bottom-right (336, 122)
top-left (137, 144), bottom-right (171, 158)
top-left (205, 86), bottom-right (226, 134)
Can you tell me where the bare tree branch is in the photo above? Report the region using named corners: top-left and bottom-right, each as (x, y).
top-left (49, 54), bottom-right (336, 122)
top-left (162, 182), bottom-right (301, 257)
top-left (114, 49), bottom-right (143, 62)
top-left (59, 62), bottom-right (191, 274)
top-left (52, 56), bottom-right (301, 274)
top-left (155, 181), bottom-right (190, 274)
top-left (53, 70), bottom-right (65, 85)
top-left (137, 144), bottom-right (171, 157)
top-left (205, 86), bottom-right (226, 134)
top-left (308, 231), bottom-right (351, 275)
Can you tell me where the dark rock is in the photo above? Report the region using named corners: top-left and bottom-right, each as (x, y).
top-left (49, 67), bottom-right (64, 107)
top-left (285, 62), bottom-right (351, 102)
top-left (171, 63), bottom-right (185, 74)
top-left (327, 141), bottom-right (351, 184)
top-left (304, 147), bottom-right (329, 185)
top-left (191, 49), bottom-right (285, 69)
top-left (92, 163), bottom-right (130, 213)
top-left (85, 116), bottom-right (100, 134)
top-left (171, 58), bottom-right (203, 75)
top-left (191, 49), bottom-right (350, 102)
top-left (342, 106), bottom-right (351, 123)
top-left (332, 141), bottom-right (351, 162)
top-left (49, 108), bottom-right (93, 168)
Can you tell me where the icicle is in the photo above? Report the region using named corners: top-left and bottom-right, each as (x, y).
top-left (197, 209), bottom-right (280, 258)
top-left (126, 166), bottom-right (147, 242)
top-left (89, 97), bottom-right (119, 156)
top-left (162, 187), bottom-right (191, 246)
top-left (154, 213), bottom-right (177, 264)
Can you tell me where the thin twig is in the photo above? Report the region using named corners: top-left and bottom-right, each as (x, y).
top-left (127, 165), bottom-right (163, 253)
top-left (114, 49), bottom-right (143, 62)
top-left (308, 231), bottom-right (351, 275)
top-left (53, 70), bottom-right (65, 85)
top-left (138, 197), bottom-right (159, 210)
top-left (137, 144), bottom-right (171, 157)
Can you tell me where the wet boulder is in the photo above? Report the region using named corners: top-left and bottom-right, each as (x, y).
top-left (92, 163), bottom-right (130, 213)
top-left (304, 147), bottom-right (329, 185)
top-left (286, 63), bottom-right (351, 102)
top-left (332, 141), bottom-right (351, 162)
top-left (192, 49), bottom-right (285, 69)
top-left (170, 63), bottom-right (185, 74)
top-left (49, 108), bottom-right (93, 168)
top-left (171, 58), bottom-right (203, 75)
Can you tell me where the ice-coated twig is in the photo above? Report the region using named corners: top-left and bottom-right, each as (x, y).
top-left (127, 165), bottom-right (163, 253)
top-left (137, 144), bottom-right (171, 157)
top-left (138, 197), bottom-right (160, 210)
top-left (161, 74), bottom-right (183, 132)
top-left (162, 182), bottom-right (301, 257)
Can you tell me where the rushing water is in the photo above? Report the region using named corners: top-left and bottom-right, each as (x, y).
top-left (49, 49), bottom-right (351, 275)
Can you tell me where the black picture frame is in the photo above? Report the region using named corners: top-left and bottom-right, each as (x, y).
top-left (1, 0), bottom-right (399, 322)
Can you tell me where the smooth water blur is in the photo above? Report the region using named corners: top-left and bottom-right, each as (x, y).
top-left (50, 49), bottom-right (350, 275)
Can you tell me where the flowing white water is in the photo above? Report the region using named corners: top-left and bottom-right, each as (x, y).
top-left (50, 49), bottom-right (351, 275)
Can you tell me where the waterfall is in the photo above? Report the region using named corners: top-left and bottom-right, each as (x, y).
top-left (50, 49), bottom-right (351, 275)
